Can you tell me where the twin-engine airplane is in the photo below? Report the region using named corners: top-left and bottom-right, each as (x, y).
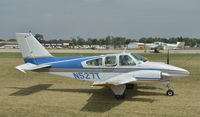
top-left (15, 33), bottom-right (190, 99)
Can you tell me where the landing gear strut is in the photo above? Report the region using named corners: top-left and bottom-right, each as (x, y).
top-left (111, 85), bottom-right (126, 100)
top-left (163, 80), bottom-right (174, 96)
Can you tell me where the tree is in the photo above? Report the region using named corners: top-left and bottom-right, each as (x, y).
top-left (8, 39), bottom-right (16, 42)
top-left (34, 33), bottom-right (44, 42)
top-left (190, 39), bottom-right (197, 47)
top-left (71, 38), bottom-right (77, 48)
top-left (125, 39), bottom-right (132, 45)
top-left (91, 38), bottom-right (99, 45)
top-left (139, 37), bottom-right (146, 43)
top-left (77, 37), bottom-right (85, 46)
top-left (105, 36), bottom-right (112, 45)
top-left (160, 38), bottom-right (168, 43)
top-left (112, 37), bottom-right (126, 48)
top-left (86, 39), bottom-right (93, 46)
top-left (99, 38), bottom-right (106, 46)
top-left (0, 39), bottom-right (5, 41)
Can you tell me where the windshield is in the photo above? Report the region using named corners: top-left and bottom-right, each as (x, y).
top-left (131, 53), bottom-right (148, 62)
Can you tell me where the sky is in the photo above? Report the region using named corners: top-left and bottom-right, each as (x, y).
top-left (0, 0), bottom-right (200, 40)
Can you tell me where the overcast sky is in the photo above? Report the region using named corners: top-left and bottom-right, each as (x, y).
top-left (0, 0), bottom-right (200, 39)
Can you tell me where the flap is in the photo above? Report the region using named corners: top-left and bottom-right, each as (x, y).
top-left (92, 72), bottom-right (136, 86)
top-left (16, 63), bottom-right (51, 73)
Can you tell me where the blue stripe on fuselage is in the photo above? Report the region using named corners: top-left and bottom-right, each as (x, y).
top-left (24, 56), bottom-right (90, 65)
top-left (24, 56), bottom-right (96, 69)
top-left (24, 56), bottom-right (187, 73)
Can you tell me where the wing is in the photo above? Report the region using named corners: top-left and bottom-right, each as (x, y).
top-left (92, 72), bottom-right (136, 86)
top-left (16, 63), bottom-right (51, 73)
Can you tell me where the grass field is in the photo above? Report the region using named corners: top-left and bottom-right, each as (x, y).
top-left (0, 52), bottom-right (200, 117)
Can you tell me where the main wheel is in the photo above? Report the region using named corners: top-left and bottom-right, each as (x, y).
top-left (166, 89), bottom-right (174, 96)
top-left (126, 83), bottom-right (134, 89)
top-left (115, 93), bottom-right (126, 100)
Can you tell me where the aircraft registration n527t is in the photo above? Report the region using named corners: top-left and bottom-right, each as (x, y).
top-left (15, 33), bottom-right (190, 99)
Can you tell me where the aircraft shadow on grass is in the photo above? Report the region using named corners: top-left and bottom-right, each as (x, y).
top-left (9, 84), bottom-right (53, 96)
top-left (8, 84), bottom-right (164, 112)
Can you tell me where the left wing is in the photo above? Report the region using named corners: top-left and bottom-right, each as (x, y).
top-left (92, 72), bottom-right (136, 86)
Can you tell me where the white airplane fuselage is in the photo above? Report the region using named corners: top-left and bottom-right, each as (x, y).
top-left (15, 33), bottom-right (190, 99)
top-left (25, 53), bottom-right (189, 84)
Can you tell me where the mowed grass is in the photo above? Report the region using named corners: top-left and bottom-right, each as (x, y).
top-left (0, 52), bottom-right (200, 117)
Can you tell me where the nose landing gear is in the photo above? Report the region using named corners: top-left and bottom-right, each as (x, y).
top-left (163, 80), bottom-right (174, 96)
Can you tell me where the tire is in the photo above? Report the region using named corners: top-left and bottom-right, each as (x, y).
top-left (115, 93), bottom-right (126, 100)
top-left (115, 95), bottom-right (121, 100)
top-left (166, 89), bottom-right (174, 96)
top-left (126, 83), bottom-right (134, 89)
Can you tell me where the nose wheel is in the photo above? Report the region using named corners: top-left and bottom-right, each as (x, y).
top-left (163, 80), bottom-right (174, 96)
top-left (166, 89), bottom-right (174, 96)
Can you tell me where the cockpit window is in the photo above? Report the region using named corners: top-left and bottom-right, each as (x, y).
top-left (105, 56), bottom-right (117, 67)
top-left (131, 53), bottom-right (148, 62)
top-left (86, 58), bottom-right (102, 66)
top-left (119, 55), bottom-right (136, 66)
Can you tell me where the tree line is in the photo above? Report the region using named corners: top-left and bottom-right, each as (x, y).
top-left (0, 33), bottom-right (200, 47)
top-left (35, 34), bottom-right (200, 47)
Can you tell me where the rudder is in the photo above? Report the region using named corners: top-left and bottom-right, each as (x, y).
top-left (16, 33), bottom-right (52, 59)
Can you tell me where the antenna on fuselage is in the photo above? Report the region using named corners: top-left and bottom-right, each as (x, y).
top-left (167, 49), bottom-right (170, 64)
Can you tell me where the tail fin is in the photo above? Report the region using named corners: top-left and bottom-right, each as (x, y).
top-left (176, 42), bottom-right (185, 48)
top-left (16, 33), bottom-right (52, 59)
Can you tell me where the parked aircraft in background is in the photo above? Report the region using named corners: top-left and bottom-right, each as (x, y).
top-left (128, 42), bottom-right (185, 51)
top-left (15, 33), bottom-right (190, 99)
top-left (163, 42), bottom-right (185, 50)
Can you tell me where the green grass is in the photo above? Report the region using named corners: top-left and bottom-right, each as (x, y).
top-left (0, 52), bottom-right (200, 117)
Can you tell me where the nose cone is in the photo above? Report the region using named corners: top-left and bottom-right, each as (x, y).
top-left (161, 67), bottom-right (190, 79)
top-left (139, 62), bottom-right (190, 78)
top-left (167, 65), bottom-right (190, 78)
top-left (179, 68), bottom-right (190, 76)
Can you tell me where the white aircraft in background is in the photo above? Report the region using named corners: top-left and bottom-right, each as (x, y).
top-left (163, 42), bottom-right (185, 50)
top-left (15, 33), bottom-right (190, 99)
top-left (145, 42), bottom-right (185, 50)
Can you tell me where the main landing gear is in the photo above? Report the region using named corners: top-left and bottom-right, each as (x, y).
top-left (111, 85), bottom-right (126, 100)
top-left (126, 83), bottom-right (134, 89)
top-left (163, 80), bottom-right (174, 96)
top-left (115, 93), bottom-right (126, 100)
top-left (113, 84), bottom-right (135, 100)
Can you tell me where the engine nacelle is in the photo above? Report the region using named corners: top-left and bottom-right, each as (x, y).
top-left (133, 70), bottom-right (162, 80)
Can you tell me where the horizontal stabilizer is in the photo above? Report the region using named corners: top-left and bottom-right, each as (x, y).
top-left (16, 63), bottom-right (51, 73)
top-left (92, 72), bottom-right (136, 86)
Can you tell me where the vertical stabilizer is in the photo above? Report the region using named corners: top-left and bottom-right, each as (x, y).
top-left (16, 33), bottom-right (52, 58)
top-left (176, 42), bottom-right (185, 48)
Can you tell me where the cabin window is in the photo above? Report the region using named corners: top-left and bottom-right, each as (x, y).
top-left (105, 56), bottom-right (117, 67)
top-left (86, 58), bottom-right (102, 66)
top-left (131, 53), bottom-right (148, 62)
top-left (119, 55), bottom-right (136, 66)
